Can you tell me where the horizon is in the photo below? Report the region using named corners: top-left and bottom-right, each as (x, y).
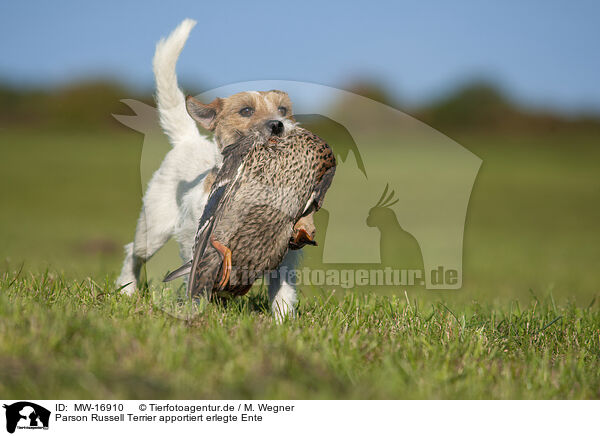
top-left (1, 1), bottom-right (599, 116)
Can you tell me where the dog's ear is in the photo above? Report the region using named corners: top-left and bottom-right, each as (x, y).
top-left (186, 96), bottom-right (222, 130)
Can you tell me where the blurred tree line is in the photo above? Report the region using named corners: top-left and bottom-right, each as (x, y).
top-left (0, 81), bottom-right (152, 131)
top-left (337, 79), bottom-right (600, 134)
top-left (1, 79), bottom-right (599, 134)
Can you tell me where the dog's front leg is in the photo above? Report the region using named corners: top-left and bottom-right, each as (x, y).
top-left (268, 250), bottom-right (300, 322)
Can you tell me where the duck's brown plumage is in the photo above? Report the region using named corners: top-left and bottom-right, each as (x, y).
top-left (165, 127), bottom-right (336, 299)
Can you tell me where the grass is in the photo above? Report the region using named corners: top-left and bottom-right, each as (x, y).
top-left (1, 126), bottom-right (600, 398)
top-left (1, 269), bottom-right (599, 399)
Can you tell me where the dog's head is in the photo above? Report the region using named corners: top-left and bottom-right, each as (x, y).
top-left (186, 90), bottom-right (296, 149)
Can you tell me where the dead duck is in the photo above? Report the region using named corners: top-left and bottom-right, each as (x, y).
top-left (164, 127), bottom-right (336, 299)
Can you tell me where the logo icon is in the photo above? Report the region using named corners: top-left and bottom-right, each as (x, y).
top-left (3, 402), bottom-right (50, 434)
top-left (115, 81), bottom-right (481, 294)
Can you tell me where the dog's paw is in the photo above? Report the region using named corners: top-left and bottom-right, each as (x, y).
top-left (117, 279), bottom-right (137, 296)
top-left (272, 301), bottom-right (296, 324)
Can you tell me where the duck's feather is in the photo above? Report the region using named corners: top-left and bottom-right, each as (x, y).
top-left (309, 165), bottom-right (336, 212)
top-left (297, 153), bottom-right (336, 219)
top-left (163, 137), bottom-right (255, 289)
top-left (163, 260), bottom-right (192, 282)
top-left (187, 137), bottom-right (257, 296)
top-left (166, 128), bottom-right (336, 299)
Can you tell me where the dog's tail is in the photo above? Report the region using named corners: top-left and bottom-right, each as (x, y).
top-left (153, 19), bottom-right (202, 148)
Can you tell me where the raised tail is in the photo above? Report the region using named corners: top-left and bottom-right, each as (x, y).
top-left (153, 18), bottom-right (202, 148)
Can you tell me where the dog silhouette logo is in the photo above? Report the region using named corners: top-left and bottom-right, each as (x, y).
top-left (3, 402), bottom-right (50, 434)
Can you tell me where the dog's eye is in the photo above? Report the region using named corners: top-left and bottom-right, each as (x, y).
top-left (239, 107), bottom-right (254, 117)
top-left (278, 106), bottom-right (287, 117)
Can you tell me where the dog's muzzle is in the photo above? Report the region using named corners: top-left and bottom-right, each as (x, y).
top-left (266, 120), bottom-right (284, 136)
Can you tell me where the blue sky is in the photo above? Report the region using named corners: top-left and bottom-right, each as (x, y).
top-left (1, 0), bottom-right (599, 113)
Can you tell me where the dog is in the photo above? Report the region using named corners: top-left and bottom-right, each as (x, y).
top-left (116, 19), bottom-right (303, 320)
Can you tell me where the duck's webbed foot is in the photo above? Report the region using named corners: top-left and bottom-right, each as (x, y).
top-left (290, 213), bottom-right (317, 250)
top-left (210, 237), bottom-right (232, 290)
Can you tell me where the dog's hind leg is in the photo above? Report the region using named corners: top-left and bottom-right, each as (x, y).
top-left (116, 211), bottom-right (175, 295)
top-left (117, 182), bottom-right (179, 295)
top-left (116, 242), bottom-right (143, 295)
top-left (268, 250), bottom-right (300, 323)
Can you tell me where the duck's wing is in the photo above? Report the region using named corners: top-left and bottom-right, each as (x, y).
top-left (193, 138), bottom-right (253, 247)
top-left (300, 140), bottom-right (337, 218)
top-left (163, 137), bottom-right (255, 287)
top-left (163, 199), bottom-right (221, 284)
top-left (187, 137), bottom-right (257, 296)
top-left (310, 164), bottom-right (336, 212)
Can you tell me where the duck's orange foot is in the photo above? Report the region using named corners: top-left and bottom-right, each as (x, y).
top-left (210, 237), bottom-right (232, 290)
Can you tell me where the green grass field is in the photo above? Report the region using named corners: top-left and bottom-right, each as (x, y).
top-left (1, 126), bottom-right (599, 398)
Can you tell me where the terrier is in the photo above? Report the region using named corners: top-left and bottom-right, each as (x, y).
top-left (117, 19), bottom-right (311, 320)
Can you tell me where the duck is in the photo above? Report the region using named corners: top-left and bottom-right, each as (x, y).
top-left (164, 127), bottom-right (336, 299)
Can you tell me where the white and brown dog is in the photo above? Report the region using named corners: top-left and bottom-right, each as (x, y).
top-left (117, 19), bottom-right (308, 320)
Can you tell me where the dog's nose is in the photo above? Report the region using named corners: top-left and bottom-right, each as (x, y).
top-left (266, 120), bottom-right (284, 136)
